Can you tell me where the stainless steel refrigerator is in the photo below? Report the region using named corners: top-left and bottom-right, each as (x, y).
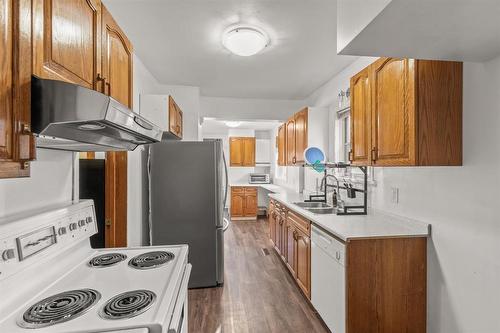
top-left (147, 140), bottom-right (229, 288)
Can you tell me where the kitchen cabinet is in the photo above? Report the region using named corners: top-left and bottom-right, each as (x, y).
top-left (269, 201), bottom-right (426, 332)
top-left (229, 137), bottom-right (255, 167)
top-left (32, 0), bottom-right (102, 89)
top-left (140, 95), bottom-right (184, 139)
top-left (285, 117), bottom-right (295, 165)
top-left (230, 186), bottom-right (257, 219)
top-left (349, 67), bottom-right (371, 165)
top-left (0, 0), bottom-right (35, 178)
top-left (269, 200), bottom-right (276, 245)
top-left (350, 57), bottom-right (462, 166)
top-left (277, 124), bottom-right (286, 166)
top-left (283, 106), bottom-right (328, 166)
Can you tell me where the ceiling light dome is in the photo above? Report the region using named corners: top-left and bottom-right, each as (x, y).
top-left (222, 25), bottom-right (269, 57)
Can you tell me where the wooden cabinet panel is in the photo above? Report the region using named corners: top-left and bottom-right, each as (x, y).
top-left (229, 138), bottom-right (243, 166)
top-left (230, 137), bottom-right (255, 167)
top-left (371, 58), bottom-right (416, 166)
top-left (277, 124), bottom-right (286, 166)
top-left (294, 108), bottom-right (308, 164)
top-left (101, 5), bottom-right (132, 107)
top-left (0, 0), bottom-right (33, 178)
top-left (285, 218), bottom-right (296, 276)
top-left (242, 137), bottom-right (255, 166)
top-left (244, 192), bottom-right (257, 216)
top-left (350, 67), bottom-right (371, 165)
top-left (285, 118), bottom-right (296, 165)
top-left (349, 57), bottom-right (462, 166)
top-left (168, 96), bottom-right (183, 139)
top-left (231, 191), bottom-right (244, 217)
top-left (33, 0), bottom-right (101, 88)
top-left (269, 201), bottom-right (276, 245)
top-left (296, 229), bottom-right (311, 298)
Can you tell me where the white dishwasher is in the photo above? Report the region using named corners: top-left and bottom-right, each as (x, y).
top-left (311, 226), bottom-right (346, 333)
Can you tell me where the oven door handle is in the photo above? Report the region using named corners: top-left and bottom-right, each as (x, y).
top-left (168, 263), bottom-right (192, 333)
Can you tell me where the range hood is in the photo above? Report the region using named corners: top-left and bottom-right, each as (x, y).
top-left (31, 76), bottom-right (163, 152)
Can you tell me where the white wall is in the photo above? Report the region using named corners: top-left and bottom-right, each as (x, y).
top-left (0, 150), bottom-right (74, 219)
top-left (307, 55), bottom-right (500, 333)
top-left (200, 96), bottom-right (305, 121)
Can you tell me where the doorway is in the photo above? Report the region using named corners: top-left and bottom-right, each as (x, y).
top-left (79, 151), bottom-right (127, 248)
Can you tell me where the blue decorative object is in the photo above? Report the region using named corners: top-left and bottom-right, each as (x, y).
top-left (304, 147), bottom-right (325, 173)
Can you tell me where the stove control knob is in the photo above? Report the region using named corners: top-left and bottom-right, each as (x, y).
top-left (78, 220), bottom-right (86, 227)
top-left (69, 223), bottom-right (77, 231)
top-left (58, 227), bottom-right (67, 236)
top-left (86, 216), bottom-right (93, 224)
top-left (2, 249), bottom-right (15, 261)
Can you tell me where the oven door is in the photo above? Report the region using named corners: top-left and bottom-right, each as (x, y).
top-left (168, 264), bottom-right (192, 333)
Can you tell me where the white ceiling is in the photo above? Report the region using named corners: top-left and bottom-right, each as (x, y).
top-left (202, 119), bottom-right (279, 133)
top-left (103, 0), bottom-right (356, 99)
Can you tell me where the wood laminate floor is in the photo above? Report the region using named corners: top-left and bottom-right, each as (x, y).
top-left (188, 217), bottom-right (329, 333)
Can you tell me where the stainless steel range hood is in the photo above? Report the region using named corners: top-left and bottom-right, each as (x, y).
top-left (31, 76), bottom-right (163, 152)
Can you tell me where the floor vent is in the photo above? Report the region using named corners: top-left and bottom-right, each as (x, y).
top-left (261, 248), bottom-right (270, 256)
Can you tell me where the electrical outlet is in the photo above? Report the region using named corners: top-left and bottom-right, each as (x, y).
top-left (391, 187), bottom-right (399, 204)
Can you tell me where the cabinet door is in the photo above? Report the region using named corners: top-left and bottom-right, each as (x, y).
top-left (370, 58), bottom-right (416, 166)
top-left (176, 107), bottom-right (183, 139)
top-left (230, 190), bottom-right (244, 217)
top-left (269, 202), bottom-right (276, 245)
top-left (286, 118), bottom-right (296, 165)
top-left (0, 0), bottom-right (33, 178)
top-left (243, 188), bottom-right (257, 217)
top-left (169, 96), bottom-right (177, 135)
top-left (242, 137), bottom-right (255, 166)
top-left (274, 213), bottom-right (282, 254)
top-left (32, 0), bottom-right (101, 89)
top-left (294, 108), bottom-right (308, 164)
top-left (285, 220), bottom-right (296, 276)
top-left (101, 5), bottom-right (132, 106)
top-left (229, 137), bottom-right (243, 166)
top-left (277, 124), bottom-right (286, 166)
top-left (350, 67), bottom-right (371, 165)
top-left (296, 229), bottom-right (311, 298)
top-left (101, 5), bottom-right (132, 248)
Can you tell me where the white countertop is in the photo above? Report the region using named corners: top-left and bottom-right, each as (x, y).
top-left (255, 184), bottom-right (429, 241)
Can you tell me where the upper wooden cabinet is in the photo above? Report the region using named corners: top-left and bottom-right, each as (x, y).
top-left (350, 67), bottom-right (371, 165)
top-left (294, 108), bottom-right (308, 164)
top-left (168, 96), bottom-right (183, 139)
top-left (277, 124), bottom-right (286, 166)
top-left (101, 5), bottom-right (132, 107)
top-left (140, 95), bottom-right (184, 139)
top-left (350, 57), bottom-right (462, 166)
top-left (281, 106), bottom-right (327, 166)
top-left (229, 137), bottom-right (255, 167)
top-left (0, 0), bottom-right (35, 178)
top-left (32, 0), bottom-right (102, 89)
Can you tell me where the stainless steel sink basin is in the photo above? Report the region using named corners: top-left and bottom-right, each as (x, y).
top-left (293, 202), bottom-right (331, 208)
top-left (305, 208), bottom-right (336, 214)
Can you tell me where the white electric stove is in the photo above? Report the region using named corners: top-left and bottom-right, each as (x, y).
top-left (0, 200), bottom-right (191, 333)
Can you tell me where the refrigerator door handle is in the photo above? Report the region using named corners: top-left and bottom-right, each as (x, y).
top-left (222, 150), bottom-right (229, 208)
top-left (222, 218), bottom-right (230, 231)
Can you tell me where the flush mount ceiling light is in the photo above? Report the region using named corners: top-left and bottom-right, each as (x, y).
top-left (225, 121), bottom-right (242, 128)
top-left (222, 25), bottom-right (269, 56)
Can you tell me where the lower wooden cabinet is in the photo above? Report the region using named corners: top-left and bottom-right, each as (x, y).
top-left (230, 186), bottom-right (258, 219)
top-left (269, 199), bottom-right (311, 299)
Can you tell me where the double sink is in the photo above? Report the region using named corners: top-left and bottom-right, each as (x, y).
top-left (293, 202), bottom-right (336, 215)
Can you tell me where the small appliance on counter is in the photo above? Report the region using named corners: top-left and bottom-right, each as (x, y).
top-left (0, 200), bottom-right (190, 333)
top-left (249, 173), bottom-right (270, 184)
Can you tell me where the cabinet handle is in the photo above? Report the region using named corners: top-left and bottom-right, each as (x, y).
top-left (95, 74), bottom-right (106, 93)
top-left (348, 149), bottom-right (353, 162)
top-left (371, 147), bottom-right (377, 163)
top-left (292, 156), bottom-right (296, 164)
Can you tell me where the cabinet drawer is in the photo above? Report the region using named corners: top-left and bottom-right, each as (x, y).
top-left (244, 187), bottom-right (257, 194)
top-left (231, 187), bottom-right (245, 193)
top-left (288, 210), bottom-right (310, 235)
